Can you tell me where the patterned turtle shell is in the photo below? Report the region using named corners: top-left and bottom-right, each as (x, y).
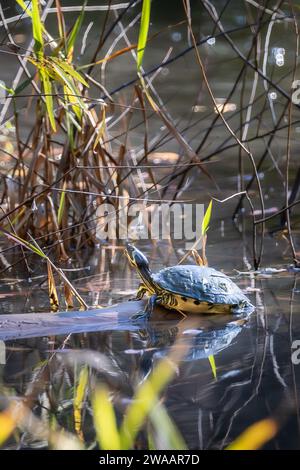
top-left (153, 265), bottom-right (253, 313)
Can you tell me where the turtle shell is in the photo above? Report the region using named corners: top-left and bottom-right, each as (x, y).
top-left (153, 265), bottom-right (253, 311)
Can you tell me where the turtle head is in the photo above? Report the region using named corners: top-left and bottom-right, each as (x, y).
top-left (124, 244), bottom-right (150, 271)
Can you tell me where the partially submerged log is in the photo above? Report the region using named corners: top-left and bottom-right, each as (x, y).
top-left (0, 299), bottom-right (247, 343)
top-left (0, 301), bottom-right (150, 341)
top-left (0, 302), bottom-right (251, 366)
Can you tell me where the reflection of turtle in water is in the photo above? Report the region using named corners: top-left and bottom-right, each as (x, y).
top-left (125, 244), bottom-right (254, 320)
top-left (138, 318), bottom-right (248, 363)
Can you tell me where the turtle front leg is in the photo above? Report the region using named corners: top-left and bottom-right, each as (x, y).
top-left (132, 294), bottom-right (157, 321)
top-left (128, 284), bottom-right (147, 301)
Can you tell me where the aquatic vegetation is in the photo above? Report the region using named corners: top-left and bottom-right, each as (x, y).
top-left (0, 1), bottom-right (299, 270)
top-left (0, 322), bottom-right (194, 450)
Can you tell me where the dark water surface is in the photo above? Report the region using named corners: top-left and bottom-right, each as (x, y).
top-left (1, 234), bottom-right (300, 449)
top-left (0, 0), bottom-right (300, 450)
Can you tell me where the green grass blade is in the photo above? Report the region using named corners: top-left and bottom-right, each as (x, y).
top-left (50, 61), bottom-right (82, 101)
top-left (201, 200), bottom-right (212, 236)
top-left (20, 0), bottom-right (56, 130)
top-left (74, 366), bottom-right (89, 440)
top-left (57, 182), bottom-right (66, 225)
top-left (51, 57), bottom-right (89, 88)
top-left (15, 0), bottom-right (32, 17)
top-left (226, 418), bottom-right (278, 450)
top-left (52, 61), bottom-right (84, 120)
top-left (120, 358), bottom-right (176, 449)
top-left (0, 405), bottom-right (19, 446)
top-left (0, 230), bottom-right (47, 258)
top-left (67, 1), bottom-right (86, 56)
top-left (92, 387), bottom-right (121, 450)
top-left (14, 75), bottom-right (34, 95)
top-left (208, 355), bottom-right (217, 379)
top-left (147, 427), bottom-right (155, 450)
top-left (137, 0), bottom-right (151, 72)
top-left (40, 69), bottom-right (56, 131)
top-left (150, 403), bottom-right (187, 450)
top-left (32, 0), bottom-right (44, 60)
top-left (0, 81), bottom-right (13, 95)
top-left (16, 0), bottom-right (54, 50)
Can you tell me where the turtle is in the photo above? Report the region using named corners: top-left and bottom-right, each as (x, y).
top-left (124, 244), bottom-right (254, 320)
